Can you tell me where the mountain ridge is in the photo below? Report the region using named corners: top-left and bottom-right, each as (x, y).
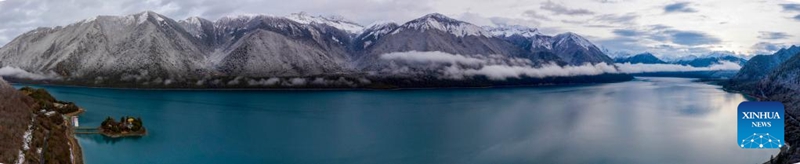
top-left (0, 11), bottom-right (632, 88)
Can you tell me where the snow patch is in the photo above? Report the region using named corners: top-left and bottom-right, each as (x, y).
top-left (553, 32), bottom-right (595, 50)
top-left (485, 25), bottom-right (541, 38)
top-left (397, 14), bottom-right (492, 37)
top-left (15, 118), bottom-right (34, 164)
top-left (286, 12), bottom-right (364, 34)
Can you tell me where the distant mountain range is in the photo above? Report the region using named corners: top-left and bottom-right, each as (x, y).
top-left (727, 45), bottom-right (800, 107)
top-left (732, 46), bottom-right (800, 82)
top-left (614, 53), bottom-right (665, 64)
top-left (614, 52), bottom-right (748, 67)
top-left (0, 11), bottom-right (630, 88)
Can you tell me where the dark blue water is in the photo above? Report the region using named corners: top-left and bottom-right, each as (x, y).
top-left (15, 77), bottom-right (777, 163)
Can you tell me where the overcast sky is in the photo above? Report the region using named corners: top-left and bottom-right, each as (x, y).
top-left (0, 0), bottom-right (798, 58)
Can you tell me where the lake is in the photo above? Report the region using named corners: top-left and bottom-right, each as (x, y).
top-left (15, 77), bottom-right (778, 163)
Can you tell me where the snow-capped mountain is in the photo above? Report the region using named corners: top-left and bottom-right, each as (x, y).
top-left (485, 25), bottom-right (613, 65)
top-left (0, 11), bottom-right (210, 81)
top-left (0, 11), bottom-right (627, 88)
top-left (732, 45), bottom-right (800, 82)
top-left (764, 47), bottom-right (800, 92)
top-left (484, 25), bottom-right (541, 38)
top-left (352, 22), bottom-right (399, 51)
top-left (285, 12), bottom-right (365, 34)
top-left (355, 13), bottom-right (540, 71)
top-left (549, 32), bottom-right (614, 65)
top-left (390, 13), bottom-right (493, 38)
top-left (614, 52), bottom-right (666, 64)
top-left (670, 55), bottom-right (747, 67)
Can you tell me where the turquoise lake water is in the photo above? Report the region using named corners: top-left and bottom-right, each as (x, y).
top-left (16, 77), bottom-right (778, 163)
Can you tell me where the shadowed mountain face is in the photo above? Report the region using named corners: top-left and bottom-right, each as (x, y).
top-left (0, 11), bottom-right (621, 87)
top-left (486, 25), bottom-right (612, 66)
top-left (549, 33), bottom-right (614, 65)
top-left (672, 56), bottom-right (747, 67)
top-left (732, 46), bottom-right (800, 82)
top-left (614, 53), bottom-right (666, 64)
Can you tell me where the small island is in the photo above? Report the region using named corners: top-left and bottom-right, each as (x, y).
top-left (99, 116), bottom-right (147, 138)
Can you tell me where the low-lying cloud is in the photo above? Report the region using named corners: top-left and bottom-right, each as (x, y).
top-left (379, 51), bottom-right (742, 80)
top-left (615, 61), bottom-right (742, 73)
top-left (446, 63), bottom-right (618, 80)
top-left (0, 66), bottom-right (58, 80)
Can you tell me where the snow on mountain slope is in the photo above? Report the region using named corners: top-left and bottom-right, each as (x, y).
top-left (0, 11), bottom-right (629, 87)
top-left (391, 13), bottom-right (493, 38)
top-left (733, 46), bottom-right (800, 82)
top-left (353, 22), bottom-right (399, 50)
top-left (217, 29), bottom-right (349, 77)
top-left (531, 35), bottom-right (554, 51)
top-left (484, 25), bottom-right (541, 38)
top-left (209, 14), bottom-right (355, 76)
top-left (285, 12), bottom-right (364, 34)
top-left (0, 11), bottom-right (210, 82)
top-left (553, 32), bottom-right (595, 51)
top-left (549, 32), bottom-right (614, 65)
top-left (614, 52), bottom-right (666, 64)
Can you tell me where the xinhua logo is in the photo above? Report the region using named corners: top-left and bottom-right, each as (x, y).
top-left (738, 102), bottom-right (784, 149)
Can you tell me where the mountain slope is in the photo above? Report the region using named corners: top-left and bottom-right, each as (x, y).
top-left (0, 11), bottom-right (211, 82)
top-left (614, 53), bottom-right (666, 64)
top-left (763, 50), bottom-right (800, 92)
top-left (355, 13), bottom-right (550, 72)
top-left (0, 11), bottom-right (631, 88)
top-left (732, 46), bottom-right (800, 82)
top-left (550, 32), bottom-right (614, 65)
top-left (672, 56), bottom-right (747, 67)
top-left (487, 26), bottom-right (612, 65)
top-left (217, 29), bottom-right (349, 76)
top-left (210, 15), bottom-right (354, 77)
top-left (285, 12), bottom-right (365, 34)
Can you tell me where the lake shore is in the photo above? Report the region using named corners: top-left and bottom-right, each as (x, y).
top-left (64, 109), bottom-right (85, 164)
top-left (3, 73), bottom-right (634, 90)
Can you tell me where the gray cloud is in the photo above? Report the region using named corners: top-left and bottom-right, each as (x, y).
top-left (612, 29), bottom-right (643, 37)
top-left (665, 30), bottom-right (720, 46)
top-left (594, 0), bottom-right (625, 3)
top-left (598, 24), bottom-right (724, 58)
top-left (0, 66), bottom-right (59, 80)
top-left (596, 37), bottom-right (648, 54)
top-left (758, 31), bottom-right (792, 40)
top-left (595, 13), bottom-right (638, 24)
top-left (560, 20), bottom-right (584, 24)
top-left (664, 2), bottom-right (697, 13)
top-left (583, 24), bottom-right (615, 28)
top-left (522, 10), bottom-right (552, 21)
top-left (794, 15), bottom-right (800, 21)
top-left (616, 61), bottom-right (742, 73)
top-left (555, 13), bottom-right (637, 28)
top-left (781, 4), bottom-right (800, 12)
top-left (540, 1), bottom-right (595, 16)
top-left (648, 24), bottom-right (672, 30)
top-left (751, 42), bottom-right (787, 55)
